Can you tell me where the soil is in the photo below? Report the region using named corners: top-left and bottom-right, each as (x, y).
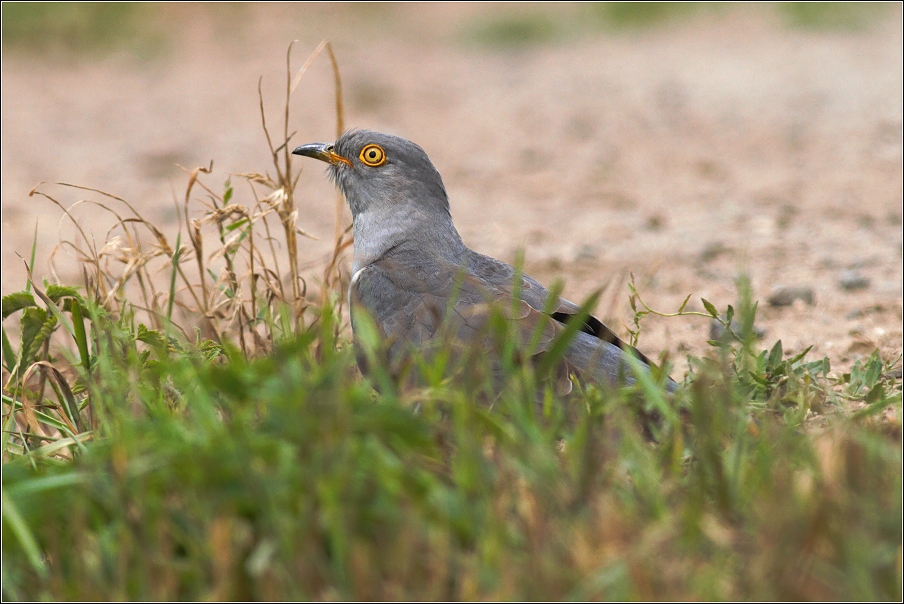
top-left (2, 4), bottom-right (902, 379)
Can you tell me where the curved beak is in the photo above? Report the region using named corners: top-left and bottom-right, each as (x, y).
top-left (291, 142), bottom-right (352, 167)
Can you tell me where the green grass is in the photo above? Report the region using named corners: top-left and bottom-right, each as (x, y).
top-left (2, 43), bottom-right (902, 600)
top-left (462, 3), bottom-right (894, 49)
top-left (2, 277), bottom-right (901, 600)
top-left (3, 4), bottom-right (895, 59)
top-left (0, 2), bottom-right (167, 57)
top-left (778, 2), bottom-right (893, 31)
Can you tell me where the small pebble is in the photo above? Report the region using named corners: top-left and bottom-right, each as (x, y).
top-left (768, 285), bottom-right (815, 307)
top-left (645, 214), bottom-right (666, 231)
top-left (575, 244), bottom-right (598, 263)
top-left (698, 241), bottom-right (728, 263)
top-left (839, 270), bottom-right (870, 291)
top-left (884, 368), bottom-right (903, 380)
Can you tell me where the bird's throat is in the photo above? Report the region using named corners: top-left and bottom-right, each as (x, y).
top-left (351, 207), bottom-right (466, 273)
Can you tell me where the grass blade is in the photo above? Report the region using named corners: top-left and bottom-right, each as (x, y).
top-left (24, 221), bottom-right (38, 294)
top-left (1, 487), bottom-right (49, 578)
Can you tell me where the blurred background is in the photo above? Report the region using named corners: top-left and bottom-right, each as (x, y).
top-left (2, 2), bottom-right (901, 372)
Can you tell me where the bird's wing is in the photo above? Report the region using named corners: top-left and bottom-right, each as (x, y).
top-left (352, 254), bottom-right (587, 395)
top-left (352, 252), bottom-right (666, 390)
top-left (463, 251), bottom-right (655, 367)
top-left (350, 255), bottom-right (563, 364)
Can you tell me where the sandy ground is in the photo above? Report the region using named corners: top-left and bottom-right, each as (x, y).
top-left (2, 4), bottom-right (902, 378)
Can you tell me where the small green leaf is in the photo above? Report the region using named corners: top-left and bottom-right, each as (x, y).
top-left (136, 324), bottom-right (167, 349)
top-left (19, 307), bottom-right (53, 368)
top-left (167, 232), bottom-right (182, 332)
top-left (864, 350), bottom-right (883, 387)
top-left (45, 284), bottom-right (81, 304)
top-left (2, 292), bottom-right (37, 320)
top-left (805, 358), bottom-right (829, 374)
top-left (1, 325), bottom-right (16, 372)
top-left (701, 298), bottom-right (718, 318)
top-left (25, 222), bottom-right (38, 294)
top-left (864, 382), bottom-right (885, 405)
top-left (225, 218), bottom-right (250, 232)
top-left (70, 301), bottom-right (92, 373)
top-left (27, 278), bottom-right (75, 339)
top-left (748, 371), bottom-right (770, 386)
top-left (788, 346), bottom-right (814, 366)
top-left (783, 406), bottom-right (801, 427)
top-left (768, 340), bottom-right (783, 367)
top-left (199, 340), bottom-right (225, 361)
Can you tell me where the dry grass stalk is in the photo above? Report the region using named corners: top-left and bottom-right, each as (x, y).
top-left (3, 41), bottom-right (350, 460)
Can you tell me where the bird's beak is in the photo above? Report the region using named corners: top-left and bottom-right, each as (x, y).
top-left (292, 142), bottom-right (352, 167)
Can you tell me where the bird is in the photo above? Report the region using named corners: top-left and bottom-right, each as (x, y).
top-left (293, 130), bottom-right (676, 393)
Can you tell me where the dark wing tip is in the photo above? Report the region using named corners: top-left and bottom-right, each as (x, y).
top-left (550, 311), bottom-right (655, 367)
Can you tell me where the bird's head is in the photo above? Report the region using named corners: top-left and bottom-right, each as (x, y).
top-left (293, 129), bottom-right (450, 218)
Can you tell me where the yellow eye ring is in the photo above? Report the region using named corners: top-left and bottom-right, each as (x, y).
top-left (359, 144), bottom-right (386, 167)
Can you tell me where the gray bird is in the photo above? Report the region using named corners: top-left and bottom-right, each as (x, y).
top-left (293, 130), bottom-right (675, 392)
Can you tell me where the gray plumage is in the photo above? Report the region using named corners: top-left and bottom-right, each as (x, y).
top-left (293, 130), bottom-right (675, 391)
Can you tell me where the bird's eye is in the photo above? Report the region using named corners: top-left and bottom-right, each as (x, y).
top-left (359, 144), bottom-right (386, 167)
